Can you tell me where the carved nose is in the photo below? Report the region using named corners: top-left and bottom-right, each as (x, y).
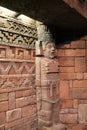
top-left (51, 47), bottom-right (55, 51)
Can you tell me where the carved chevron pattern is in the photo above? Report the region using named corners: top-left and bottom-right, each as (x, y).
top-left (0, 62), bottom-right (35, 75)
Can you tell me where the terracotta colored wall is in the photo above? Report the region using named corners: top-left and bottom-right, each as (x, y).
top-left (57, 37), bottom-right (87, 125)
top-left (0, 45), bottom-right (37, 130)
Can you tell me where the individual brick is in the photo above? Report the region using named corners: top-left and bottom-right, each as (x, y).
top-left (84, 73), bottom-right (87, 79)
top-left (6, 108), bottom-right (21, 122)
top-left (59, 81), bottom-right (70, 99)
top-left (75, 57), bottom-right (86, 72)
top-left (72, 88), bottom-right (87, 99)
top-left (76, 73), bottom-right (84, 80)
top-left (57, 49), bottom-right (65, 56)
top-left (22, 105), bottom-right (37, 117)
top-left (65, 49), bottom-right (75, 56)
top-left (73, 99), bottom-right (78, 109)
top-left (65, 49), bottom-right (85, 57)
top-left (76, 49), bottom-right (85, 56)
top-left (61, 100), bottom-right (73, 108)
top-left (0, 101), bottom-right (8, 112)
top-left (71, 40), bottom-right (85, 49)
top-left (59, 73), bottom-right (76, 80)
top-left (16, 91), bottom-right (23, 98)
top-left (16, 96), bottom-right (36, 108)
top-left (0, 93), bottom-right (8, 102)
top-left (60, 67), bottom-right (74, 73)
top-left (78, 104), bottom-right (87, 123)
top-left (79, 99), bottom-right (87, 104)
top-left (60, 114), bottom-right (77, 123)
top-left (73, 80), bottom-right (87, 88)
top-left (59, 57), bottom-right (74, 67)
top-left (0, 112), bottom-right (6, 125)
top-left (9, 92), bottom-right (15, 110)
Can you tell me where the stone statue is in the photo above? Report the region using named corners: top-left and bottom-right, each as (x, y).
top-left (38, 41), bottom-right (59, 128)
top-left (36, 22), bottom-right (65, 130)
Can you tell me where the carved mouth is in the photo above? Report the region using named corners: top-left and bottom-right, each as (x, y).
top-left (51, 51), bottom-right (55, 54)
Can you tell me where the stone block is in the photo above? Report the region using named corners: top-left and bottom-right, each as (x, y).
top-left (0, 93), bottom-right (8, 101)
top-left (78, 104), bottom-right (87, 123)
top-left (65, 49), bottom-right (75, 56)
top-left (60, 67), bottom-right (74, 73)
top-left (57, 49), bottom-right (65, 56)
top-left (0, 112), bottom-right (5, 125)
top-left (61, 100), bottom-right (73, 108)
top-left (59, 57), bottom-right (74, 67)
top-left (9, 92), bottom-right (15, 110)
top-left (72, 88), bottom-right (87, 99)
top-left (84, 73), bottom-right (87, 79)
top-left (16, 96), bottom-right (36, 108)
top-left (73, 80), bottom-right (87, 88)
top-left (0, 101), bottom-right (8, 112)
top-left (76, 73), bottom-right (84, 80)
top-left (59, 81), bottom-right (70, 99)
top-left (6, 108), bottom-right (21, 122)
top-left (16, 90), bottom-right (23, 98)
top-left (22, 105), bottom-right (37, 117)
top-left (71, 40), bottom-right (85, 49)
top-left (65, 49), bottom-right (85, 57)
top-left (75, 57), bottom-right (86, 72)
top-left (59, 73), bottom-right (76, 80)
top-left (60, 114), bottom-right (77, 123)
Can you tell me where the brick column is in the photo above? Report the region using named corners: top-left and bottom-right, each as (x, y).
top-left (36, 21), bottom-right (61, 129)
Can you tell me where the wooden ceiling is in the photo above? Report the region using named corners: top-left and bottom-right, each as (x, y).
top-left (0, 0), bottom-right (87, 31)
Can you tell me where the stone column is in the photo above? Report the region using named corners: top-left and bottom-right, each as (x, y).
top-left (36, 21), bottom-right (60, 130)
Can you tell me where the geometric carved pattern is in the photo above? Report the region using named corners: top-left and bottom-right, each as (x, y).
top-left (0, 75), bottom-right (35, 90)
top-left (0, 62), bottom-right (35, 75)
top-left (0, 45), bottom-right (35, 91)
top-left (0, 45), bottom-right (35, 60)
top-left (0, 16), bottom-right (37, 49)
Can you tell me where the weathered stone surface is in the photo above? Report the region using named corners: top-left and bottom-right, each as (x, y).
top-left (72, 88), bottom-right (87, 99)
top-left (0, 112), bottom-right (6, 125)
top-left (60, 114), bottom-right (77, 123)
top-left (0, 93), bottom-right (8, 101)
top-left (6, 108), bottom-right (21, 122)
top-left (9, 92), bottom-right (15, 110)
top-left (78, 104), bottom-right (87, 123)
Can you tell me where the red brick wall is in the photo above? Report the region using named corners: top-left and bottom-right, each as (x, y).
top-left (0, 45), bottom-right (37, 130)
top-left (57, 38), bottom-right (87, 125)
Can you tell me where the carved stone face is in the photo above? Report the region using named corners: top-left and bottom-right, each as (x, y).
top-left (43, 42), bottom-right (56, 58)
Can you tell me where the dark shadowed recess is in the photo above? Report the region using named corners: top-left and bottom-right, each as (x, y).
top-left (1, 0), bottom-right (87, 46)
top-left (47, 25), bottom-right (87, 47)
